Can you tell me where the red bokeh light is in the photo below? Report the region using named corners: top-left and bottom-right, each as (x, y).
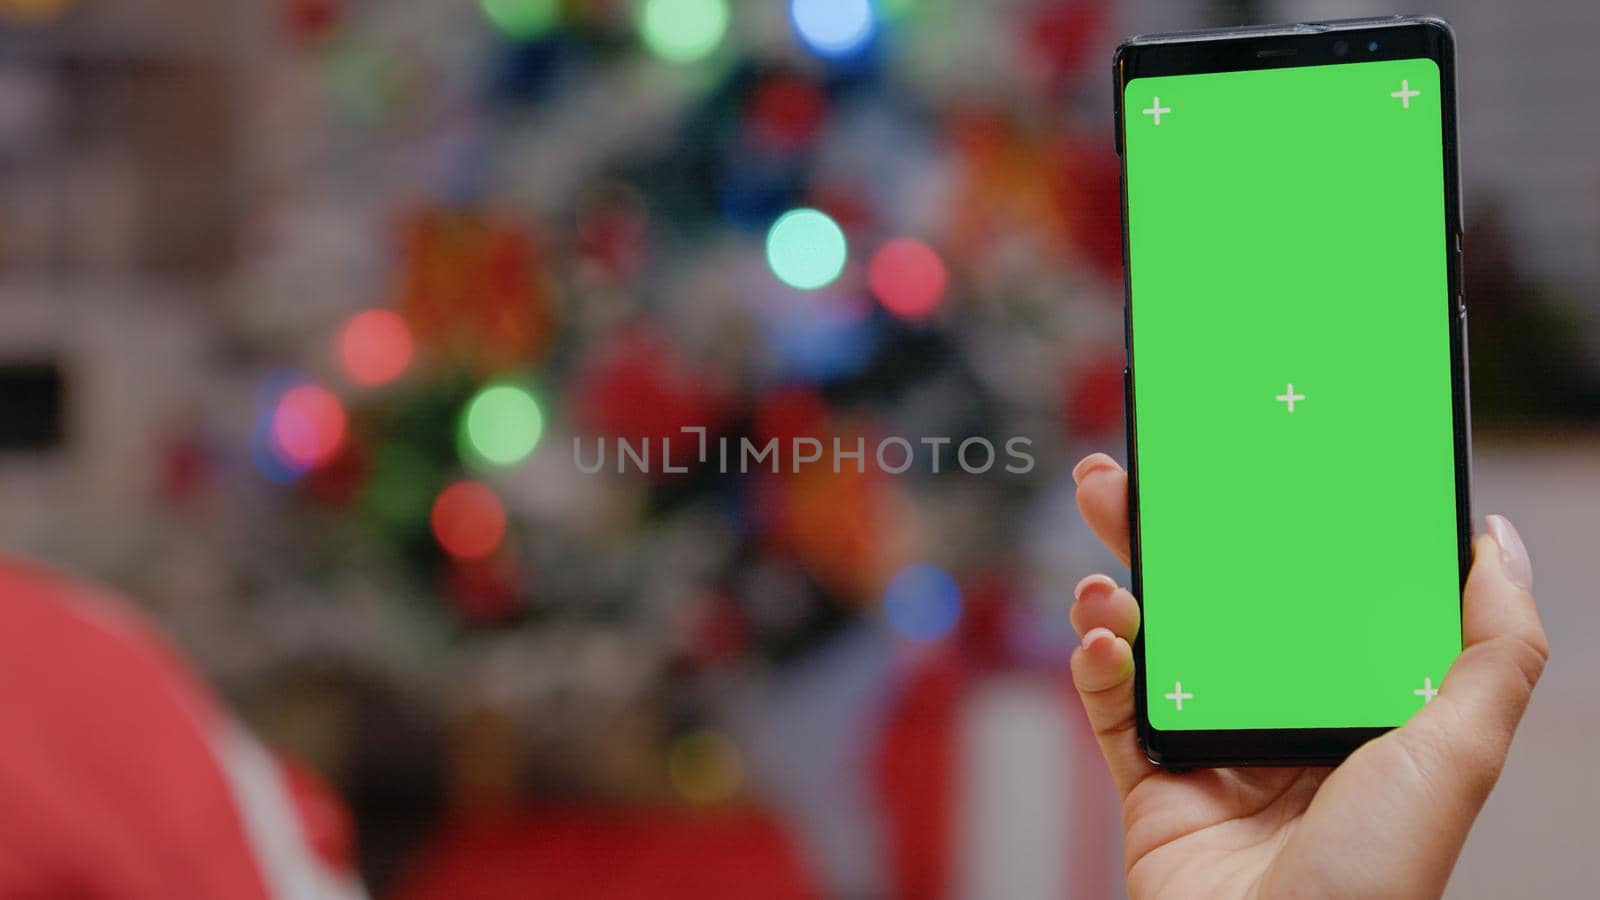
top-left (272, 384), bottom-right (348, 469)
top-left (339, 308), bottom-right (414, 387)
top-left (868, 238), bottom-right (948, 321)
top-left (431, 481), bottom-right (508, 561)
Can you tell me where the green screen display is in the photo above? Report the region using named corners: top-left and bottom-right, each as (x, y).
top-left (1124, 58), bottom-right (1461, 732)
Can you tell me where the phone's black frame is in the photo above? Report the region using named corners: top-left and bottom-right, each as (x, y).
top-left (1114, 17), bottom-right (1473, 768)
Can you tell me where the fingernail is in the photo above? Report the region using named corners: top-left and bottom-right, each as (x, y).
top-left (1074, 573), bottom-right (1116, 602)
top-left (1072, 453), bottom-right (1119, 486)
top-left (1081, 626), bottom-right (1114, 650)
top-left (1486, 514), bottom-right (1533, 592)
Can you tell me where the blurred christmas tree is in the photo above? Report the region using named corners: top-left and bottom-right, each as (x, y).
top-left (212, 3), bottom-right (1129, 835)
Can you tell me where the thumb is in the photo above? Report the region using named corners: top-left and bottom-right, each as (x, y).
top-left (1408, 514), bottom-right (1549, 799)
top-left (1263, 516), bottom-right (1549, 898)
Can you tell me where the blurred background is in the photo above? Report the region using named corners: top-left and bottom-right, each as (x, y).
top-left (0, 0), bottom-right (1595, 897)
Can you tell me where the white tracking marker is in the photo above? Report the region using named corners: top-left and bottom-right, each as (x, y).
top-left (1165, 681), bottom-right (1194, 711)
top-left (1276, 383), bottom-right (1306, 413)
top-left (1413, 676), bottom-right (1439, 704)
top-left (1391, 80), bottom-right (1421, 109)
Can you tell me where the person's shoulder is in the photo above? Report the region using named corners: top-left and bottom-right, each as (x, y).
top-left (0, 558), bottom-right (211, 699)
top-left (0, 554), bottom-right (229, 748)
top-left (0, 559), bottom-right (282, 898)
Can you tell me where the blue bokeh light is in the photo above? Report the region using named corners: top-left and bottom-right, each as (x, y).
top-left (250, 371), bottom-right (312, 484)
top-left (251, 410), bottom-right (309, 484)
top-left (255, 369), bottom-right (309, 410)
top-left (757, 286), bottom-right (877, 382)
top-left (883, 563), bottom-right (963, 642)
top-left (790, 0), bottom-right (877, 60)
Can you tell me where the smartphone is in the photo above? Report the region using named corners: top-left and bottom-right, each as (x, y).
top-left (1114, 17), bottom-right (1471, 767)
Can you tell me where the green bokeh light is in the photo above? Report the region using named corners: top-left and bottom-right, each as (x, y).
top-left (766, 208), bottom-right (848, 290)
top-left (639, 0), bottom-right (729, 64)
top-left (461, 382), bottom-right (545, 468)
top-left (879, 0), bottom-right (918, 21)
top-left (482, 0), bottom-right (560, 41)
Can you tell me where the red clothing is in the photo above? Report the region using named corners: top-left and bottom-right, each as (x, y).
top-left (390, 809), bottom-right (820, 900)
top-left (0, 561), bottom-right (357, 900)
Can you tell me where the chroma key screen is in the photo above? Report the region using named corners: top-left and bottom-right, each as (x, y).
top-left (1123, 58), bottom-right (1462, 731)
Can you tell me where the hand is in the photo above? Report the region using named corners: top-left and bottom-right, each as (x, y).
top-left (1069, 452), bottom-right (1548, 899)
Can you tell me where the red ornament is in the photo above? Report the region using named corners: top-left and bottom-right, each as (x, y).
top-left (443, 555), bottom-right (521, 624)
top-left (1024, 0), bottom-right (1107, 87)
top-left (1065, 352), bottom-right (1125, 438)
top-left (571, 327), bottom-right (730, 455)
top-left (284, 0), bottom-right (340, 43)
top-left (154, 431), bottom-right (214, 510)
top-left (752, 386), bottom-right (828, 469)
top-left (745, 76), bottom-right (829, 154)
top-left (683, 595), bottom-right (749, 669)
top-left (576, 189), bottom-right (650, 281)
top-left (302, 437), bottom-right (369, 507)
top-left (1049, 140), bottom-right (1125, 284)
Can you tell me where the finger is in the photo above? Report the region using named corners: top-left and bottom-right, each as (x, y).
top-left (1412, 516), bottom-right (1547, 797)
top-left (1071, 627), bottom-right (1156, 797)
top-left (1071, 575), bottom-right (1141, 643)
top-left (1073, 453), bottom-right (1131, 566)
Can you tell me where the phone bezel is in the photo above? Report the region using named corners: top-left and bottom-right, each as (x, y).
top-left (1114, 17), bottom-right (1473, 768)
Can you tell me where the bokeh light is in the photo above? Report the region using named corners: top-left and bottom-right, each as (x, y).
top-left (878, 0), bottom-right (916, 21)
top-left (639, 0), bottom-right (729, 64)
top-left (868, 238), bottom-right (947, 321)
top-left (251, 413), bottom-right (306, 485)
top-left (481, 0), bottom-right (560, 41)
top-left (883, 563), bottom-right (963, 642)
top-left (790, 0), bottom-right (877, 60)
top-left (759, 288), bottom-right (877, 381)
top-left (252, 372), bottom-right (310, 483)
top-left (766, 208), bottom-right (847, 291)
top-left (271, 384), bottom-right (348, 470)
top-left (338, 309), bottom-right (414, 387)
top-left (667, 729), bottom-right (744, 806)
top-left (431, 481), bottom-right (508, 561)
top-left (0, 0), bottom-right (75, 25)
top-left (461, 382), bottom-right (545, 468)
